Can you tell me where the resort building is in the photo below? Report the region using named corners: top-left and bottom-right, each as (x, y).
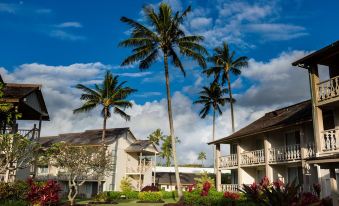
top-left (211, 41), bottom-right (339, 205)
top-left (36, 128), bottom-right (158, 198)
top-left (0, 76), bottom-right (49, 182)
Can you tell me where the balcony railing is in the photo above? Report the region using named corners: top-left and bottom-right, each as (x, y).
top-left (2, 128), bottom-right (39, 141)
top-left (126, 162), bottom-right (152, 174)
top-left (221, 184), bottom-right (239, 192)
top-left (269, 144), bottom-right (301, 162)
top-left (241, 149), bottom-right (264, 165)
top-left (322, 129), bottom-right (339, 152)
top-left (220, 154), bottom-right (238, 168)
top-left (317, 76), bottom-right (339, 103)
top-left (305, 142), bottom-right (316, 158)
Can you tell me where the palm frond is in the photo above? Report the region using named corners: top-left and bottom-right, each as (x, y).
top-left (114, 107), bottom-right (131, 121)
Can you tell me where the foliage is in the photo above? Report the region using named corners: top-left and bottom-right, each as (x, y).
top-left (95, 191), bottom-right (121, 202)
top-left (198, 151), bottom-right (207, 166)
top-left (0, 134), bottom-right (41, 182)
top-left (313, 183), bottom-right (321, 198)
top-left (161, 190), bottom-right (178, 199)
top-left (0, 82), bottom-right (21, 125)
top-left (194, 172), bottom-right (215, 189)
top-left (141, 185), bottom-right (160, 192)
top-left (26, 178), bottom-right (61, 206)
top-left (201, 181), bottom-right (212, 196)
top-left (0, 180), bottom-right (28, 200)
top-left (0, 200), bottom-right (27, 206)
top-left (46, 143), bottom-right (113, 205)
top-left (123, 191), bottom-right (139, 199)
top-left (138, 191), bottom-right (163, 202)
top-left (296, 192), bottom-right (320, 206)
top-left (224, 191), bottom-right (240, 200)
top-left (120, 176), bottom-right (133, 192)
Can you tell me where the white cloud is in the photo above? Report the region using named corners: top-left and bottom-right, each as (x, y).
top-left (49, 30), bottom-right (86, 41)
top-left (117, 71), bottom-right (152, 77)
top-left (56, 22), bottom-right (82, 28)
top-left (190, 17), bottom-right (212, 30)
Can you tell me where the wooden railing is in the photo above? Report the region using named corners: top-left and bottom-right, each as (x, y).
top-left (269, 144), bottom-right (301, 162)
top-left (322, 129), bottom-right (339, 152)
top-left (220, 154), bottom-right (238, 168)
top-left (241, 149), bottom-right (264, 165)
top-left (221, 184), bottom-right (239, 192)
top-left (317, 76), bottom-right (339, 102)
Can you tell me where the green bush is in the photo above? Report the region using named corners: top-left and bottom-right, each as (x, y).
top-left (138, 191), bottom-right (163, 202)
top-left (107, 191), bottom-right (122, 201)
top-left (123, 191), bottom-right (139, 199)
top-left (161, 190), bottom-right (177, 199)
top-left (0, 181), bottom-right (28, 201)
top-left (0, 200), bottom-right (27, 206)
top-left (120, 177), bottom-right (133, 192)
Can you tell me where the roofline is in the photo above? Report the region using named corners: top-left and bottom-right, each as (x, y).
top-left (5, 83), bottom-right (42, 88)
top-left (292, 40), bottom-right (339, 68)
top-left (208, 119), bottom-right (312, 145)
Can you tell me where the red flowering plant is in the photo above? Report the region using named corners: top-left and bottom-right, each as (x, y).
top-left (259, 176), bottom-right (270, 188)
top-left (200, 181), bottom-right (211, 196)
top-left (223, 191), bottom-right (240, 200)
top-left (295, 192), bottom-right (320, 206)
top-left (187, 184), bottom-right (195, 192)
top-left (27, 178), bottom-right (61, 206)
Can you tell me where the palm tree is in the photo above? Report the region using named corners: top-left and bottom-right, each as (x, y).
top-left (204, 42), bottom-right (248, 133)
top-left (73, 71), bottom-right (136, 143)
top-left (160, 135), bottom-right (180, 167)
top-left (198, 152), bottom-right (207, 167)
top-left (119, 3), bottom-right (207, 198)
top-left (147, 129), bottom-right (164, 146)
top-left (194, 83), bottom-right (229, 172)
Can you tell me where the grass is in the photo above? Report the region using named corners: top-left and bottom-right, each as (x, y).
top-left (76, 198), bottom-right (178, 206)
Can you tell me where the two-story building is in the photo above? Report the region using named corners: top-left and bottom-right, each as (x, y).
top-left (211, 41), bottom-right (339, 205)
top-left (36, 128), bottom-right (158, 198)
top-left (0, 75), bottom-right (49, 182)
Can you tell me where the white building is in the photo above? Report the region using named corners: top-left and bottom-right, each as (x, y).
top-left (37, 128), bottom-right (158, 198)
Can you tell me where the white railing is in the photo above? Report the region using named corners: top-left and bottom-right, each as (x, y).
top-left (317, 76), bottom-right (339, 102)
top-left (221, 184), bottom-right (239, 192)
top-left (322, 129), bottom-right (339, 152)
top-left (305, 142), bottom-right (316, 158)
top-left (269, 144), bottom-right (301, 162)
top-left (220, 154), bottom-right (237, 168)
top-left (241, 149), bottom-right (264, 165)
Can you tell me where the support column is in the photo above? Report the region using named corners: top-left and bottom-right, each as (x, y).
top-left (216, 144), bottom-right (221, 191)
top-left (237, 143), bottom-right (243, 187)
top-left (330, 168), bottom-right (338, 206)
top-left (309, 65), bottom-right (324, 154)
top-left (300, 126), bottom-right (309, 191)
top-left (264, 136), bottom-right (273, 181)
top-left (153, 153), bottom-right (156, 186)
top-left (139, 152), bottom-right (142, 191)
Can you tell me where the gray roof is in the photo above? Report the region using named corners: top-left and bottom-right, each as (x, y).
top-left (156, 172), bottom-right (198, 185)
top-left (40, 128), bottom-right (133, 146)
top-left (125, 140), bottom-right (159, 154)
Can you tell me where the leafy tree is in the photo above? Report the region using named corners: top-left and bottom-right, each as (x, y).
top-left (120, 3), bottom-right (207, 198)
top-left (197, 152), bottom-right (207, 167)
top-left (194, 83), bottom-right (229, 171)
top-left (46, 143), bottom-right (113, 206)
top-left (204, 42), bottom-right (248, 132)
top-left (73, 71), bottom-right (136, 143)
top-left (0, 83), bottom-right (21, 129)
top-left (0, 133), bottom-right (41, 182)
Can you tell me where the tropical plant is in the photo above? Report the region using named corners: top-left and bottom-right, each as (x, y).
top-left (26, 178), bottom-right (61, 206)
top-left (120, 176), bottom-right (133, 192)
top-left (73, 71), bottom-right (136, 143)
top-left (194, 172), bottom-right (215, 190)
top-left (198, 151), bottom-right (207, 166)
top-left (204, 42), bottom-right (248, 133)
top-left (159, 135), bottom-right (180, 167)
top-left (147, 129), bottom-right (164, 146)
top-left (0, 82), bottom-right (21, 129)
top-left (119, 3), bottom-right (207, 198)
top-left (194, 82), bottom-right (229, 170)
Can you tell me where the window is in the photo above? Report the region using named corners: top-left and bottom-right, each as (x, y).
top-left (38, 166), bottom-right (48, 174)
top-left (285, 131), bottom-right (300, 146)
top-left (288, 167), bottom-right (303, 184)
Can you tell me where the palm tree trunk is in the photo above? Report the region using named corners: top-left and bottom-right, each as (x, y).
top-left (226, 73), bottom-right (235, 133)
top-left (102, 107), bottom-right (108, 143)
top-left (213, 108), bottom-right (216, 174)
top-left (164, 54), bottom-right (183, 199)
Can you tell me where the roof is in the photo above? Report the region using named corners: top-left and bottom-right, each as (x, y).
top-left (39, 128), bottom-right (133, 146)
top-left (154, 167), bottom-right (215, 174)
top-left (125, 140), bottom-right (159, 154)
top-left (0, 82), bottom-right (49, 120)
top-left (209, 100), bottom-right (312, 144)
top-left (292, 40), bottom-right (339, 68)
top-left (156, 172), bottom-right (198, 185)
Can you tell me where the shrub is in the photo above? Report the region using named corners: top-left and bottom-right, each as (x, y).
top-left (123, 191), bottom-right (139, 199)
top-left (195, 172), bottom-right (215, 189)
top-left (224, 191), bottom-right (240, 200)
top-left (120, 177), bottom-right (133, 192)
top-left (26, 178), bottom-right (61, 206)
top-left (161, 190), bottom-right (177, 199)
top-left (0, 200), bottom-right (27, 206)
top-left (138, 191), bottom-right (163, 202)
top-left (141, 185), bottom-right (159, 192)
top-left (0, 180), bottom-right (28, 200)
top-left (297, 192), bottom-right (320, 206)
top-left (107, 191), bottom-right (122, 200)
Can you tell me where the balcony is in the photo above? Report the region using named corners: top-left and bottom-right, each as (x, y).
top-left (321, 128), bottom-right (339, 152)
top-left (241, 149), bottom-right (265, 166)
top-left (126, 162), bottom-right (152, 174)
top-left (317, 76), bottom-right (339, 105)
top-left (220, 154), bottom-right (237, 168)
top-left (269, 144), bottom-right (301, 163)
top-left (221, 184), bottom-right (239, 192)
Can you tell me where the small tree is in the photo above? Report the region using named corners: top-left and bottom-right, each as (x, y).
top-left (120, 176), bottom-right (133, 192)
top-left (47, 143), bottom-right (113, 206)
top-left (197, 152), bottom-right (207, 167)
top-left (194, 172), bottom-right (215, 189)
top-left (0, 133), bottom-right (41, 182)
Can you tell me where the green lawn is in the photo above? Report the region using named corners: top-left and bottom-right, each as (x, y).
top-left (77, 198), bottom-right (177, 206)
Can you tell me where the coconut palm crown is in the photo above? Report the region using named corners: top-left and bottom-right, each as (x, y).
top-left (73, 71), bottom-right (136, 143)
top-left (119, 3), bottom-right (207, 198)
top-left (203, 42), bottom-right (248, 132)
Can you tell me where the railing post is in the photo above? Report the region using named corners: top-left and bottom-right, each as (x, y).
top-left (216, 144), bottom-right (221, 192)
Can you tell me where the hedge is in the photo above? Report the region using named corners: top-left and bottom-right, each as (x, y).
top-left (138, 191), bottom-right (163, 202)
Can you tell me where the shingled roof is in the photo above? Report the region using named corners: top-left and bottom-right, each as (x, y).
top-left (125, 140), bottom-right (159, 154)
top-left (156, 172), bottom-right (198, 185)
top-left (40, 128), bottom-right (133, 146)
top-left (209, 100), bottom-right (313, 144)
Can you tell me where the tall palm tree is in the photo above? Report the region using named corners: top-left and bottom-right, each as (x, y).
top-left (119, 3), bottom-right (207, 198)
top-left (194, 83), bottom-right (229, 172)
top-left (204, 42), bottom-right (248, 133)
top-left (73, 71), bottom-right (136, 143)
top-left (198, 151), bottom-right (206, 167)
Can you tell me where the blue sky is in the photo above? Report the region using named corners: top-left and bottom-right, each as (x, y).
top-left (1, 0), bottom-right (339, 163)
